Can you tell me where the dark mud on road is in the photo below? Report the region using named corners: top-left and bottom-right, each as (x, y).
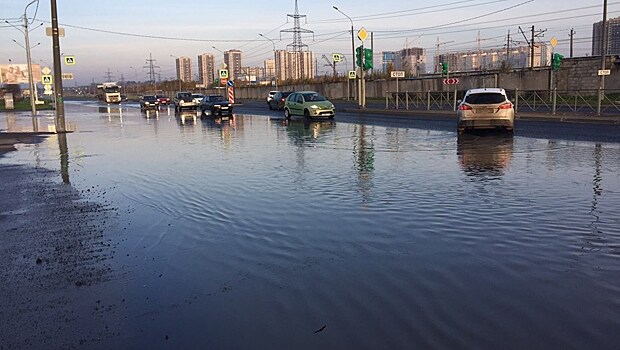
top-left (0, 163), bottom-right (121, 349)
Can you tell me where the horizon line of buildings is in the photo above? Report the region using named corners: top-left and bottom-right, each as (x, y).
top-left (170, 16), bottom-right (620, 85)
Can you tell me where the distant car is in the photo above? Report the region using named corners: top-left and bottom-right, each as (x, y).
top-left (267, 90), bottom-right (279, 103)
top-left (457, 88), bottom-right (514, 134)
top-left (139, 95), bottom-right (159, 111)
top-left (174, 92), bottom-right (198, 111)
top-left (156, 95), bottom-right (170, 105)
top-left (284, 91), bottom-right (335, 119)
top-left (268, 91), bottom-right (293, 110)
top-left (192, 93), bottom-right (205, 104)
top-left (120, 94), bottom-right (128, 102)
top-left (200, 95), bottom-right (233, 117)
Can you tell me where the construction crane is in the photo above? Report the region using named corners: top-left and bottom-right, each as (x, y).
top-left (322, 54), bottom-right (337, 78)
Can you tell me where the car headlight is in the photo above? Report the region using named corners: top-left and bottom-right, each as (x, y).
top-left (310, 105), bottom-right (319, 109)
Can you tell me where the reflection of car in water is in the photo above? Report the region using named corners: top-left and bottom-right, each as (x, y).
top-left (175, 109), bottom-right (198, 125)
top-left (457, 134), bottom-right (514, 178)
top-left (283, 118), bottom-right (335, 144)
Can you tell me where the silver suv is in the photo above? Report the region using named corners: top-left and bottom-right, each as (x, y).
top-left (174, 91), bottom-right (198, 111)
top-left (457, 88), bottom-right (514, 134)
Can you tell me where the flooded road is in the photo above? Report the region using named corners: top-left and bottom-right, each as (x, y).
top-left (2, 101), bottom-right (620, 349)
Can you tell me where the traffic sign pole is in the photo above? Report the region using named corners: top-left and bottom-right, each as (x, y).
top-left (51, 0), bottom-right (66, 132)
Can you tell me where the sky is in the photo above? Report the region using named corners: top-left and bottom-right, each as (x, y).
top-left (1, 0), bottom-right (618, 85)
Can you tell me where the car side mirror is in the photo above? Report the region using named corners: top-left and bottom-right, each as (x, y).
top-left (510, 98), bottom-right (516, 103)
top-left (457, 99), bottom-right (462, 104)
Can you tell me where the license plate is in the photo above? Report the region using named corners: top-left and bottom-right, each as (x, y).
top-left (221, 116), bottom-right (229, 120)
top-left (221, 106), bottom-right (228, 109)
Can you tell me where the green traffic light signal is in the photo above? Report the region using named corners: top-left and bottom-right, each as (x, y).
top-left (356, 46), bottom-right (363, 68)
top-left (552, 53), bottom-right (564, 71)
top-left (363, 48), bottom-right (373, 70)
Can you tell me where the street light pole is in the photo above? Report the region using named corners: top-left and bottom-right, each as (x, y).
top-left (598, 0), bottom-right (608, 115)
top-left (333, 6), bottom-right (355, 102)
top-left (169, 55), bottom-right (182, 92)
top-left (50, 0), bottom-right (66, 132)
top-left (259, 34), bottom-right (278, 90)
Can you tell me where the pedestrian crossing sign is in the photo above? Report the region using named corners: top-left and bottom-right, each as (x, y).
top-left (348, 71), bottom-right (357, 79)
top-left (42, 75), bottom-right (53, 84)
top-left (219, 69), bottom-right (229, 79)
top-left (64, 56), bottom-right (76, 65)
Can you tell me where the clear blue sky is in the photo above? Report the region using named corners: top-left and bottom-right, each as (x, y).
top-left (1, 0), bottom-right (618, 84)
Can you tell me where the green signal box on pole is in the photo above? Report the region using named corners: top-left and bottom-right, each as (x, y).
top-left (552, 53), bottom-right (564, 71)
top-left (356, 46), bottom-right (363, 68)
top-left (363, 48), bottom-right (373, 70)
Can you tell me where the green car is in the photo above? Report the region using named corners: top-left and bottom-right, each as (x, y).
top-left (284, 91), bottom-right (335, 119)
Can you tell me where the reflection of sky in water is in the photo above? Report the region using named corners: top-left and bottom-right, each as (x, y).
top-left (2, 103), bottom-right (620, 349)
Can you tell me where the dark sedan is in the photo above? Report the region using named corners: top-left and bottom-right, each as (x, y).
top-left (268, 91), bottom-right (293, 110)
top-left (139, 95), bottom-right (159, 111)
top-left (200, 95), bottom-right (233, 116)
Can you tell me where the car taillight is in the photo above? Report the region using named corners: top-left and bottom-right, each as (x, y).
top-left (459, 105), bottom-right (472, 110)
top-left (281, 98), bottom-right (285, 102)
top-left (498, 103), bottom-right (512, 109)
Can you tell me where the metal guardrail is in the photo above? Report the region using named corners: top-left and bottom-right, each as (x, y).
top-left (386, 89), bottom-right (620, 116)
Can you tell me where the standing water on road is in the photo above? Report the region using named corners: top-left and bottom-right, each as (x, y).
top-left (1, 102), bottom-right (619, 349)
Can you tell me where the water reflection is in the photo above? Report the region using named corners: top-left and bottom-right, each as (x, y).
top-left (457, 133), bottom-right (514, 179)
top-left (353, 125), bottom-right (375, 202)
top-left (175, 109), bottom-right (198, 126)
top-left (98, 105), bottom-right (124, 124)
top-left (283, 119), bottom-right (335, 145)
top-left (57, 132), bottom-right (70, 185)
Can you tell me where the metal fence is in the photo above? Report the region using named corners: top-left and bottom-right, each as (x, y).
top-left (386, 89), bottom-right (620, 116)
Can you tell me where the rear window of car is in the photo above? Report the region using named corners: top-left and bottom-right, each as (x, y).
top-left (142, 95), bottom-right (157, 101)
top-left (465, 93), bottom-right (506, 104)
top-left (281, 92), bottom-right (293, 98)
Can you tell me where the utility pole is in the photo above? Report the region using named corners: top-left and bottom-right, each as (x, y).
top-left (519, 25), bottom-right (546, 69)
top-left (569, 28), bottom-right (575, 58)
top-left (104, 68), bottom-right (114, 82)
top-left (531, 25), bottom-right (535, 69)
top-left (506, 30), bottom-right (511, 66)
top-left (144, 53), bottom-right (160, 88)
top-left (23, 4), bottom-right (36, 116)
top-left (51, 0), bottom-right (65, 132)
top-left (598, 0), bottom-right (608, 115)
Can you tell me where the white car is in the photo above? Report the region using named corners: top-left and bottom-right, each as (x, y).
top-left (266, 90), bottom-right (279, 104)
top-left (192, 93), bottom-right (205, 104)
top-left (457, 88), bottom-right (514, 134)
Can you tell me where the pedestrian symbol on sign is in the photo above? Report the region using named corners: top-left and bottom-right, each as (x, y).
top-left (42, 75), bottom-right (53, 84)
top-left (64, 56), bottom-right (76, 65)
top-left (219, 69), bottom-right (229, 79)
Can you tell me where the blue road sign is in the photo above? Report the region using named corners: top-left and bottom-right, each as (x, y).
top-left (227, 80), bottom-right (234, 87)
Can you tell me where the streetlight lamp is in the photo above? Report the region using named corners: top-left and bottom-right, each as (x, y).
top-left (333, 6), bottom-right (355, 102)
top-left (169, 55), bottom-right (182, 92)
top-left (259, 34), bottom-right (278, 90)
top-left (4, 0), bottom-right (41, 115)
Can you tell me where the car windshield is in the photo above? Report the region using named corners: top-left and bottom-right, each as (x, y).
top-left (464, 93), bottom-right (506, 104)
top-left (209, 95), bottom-right (226, 102)
top-left (178, 93), bottom-right (192, 99)
top-left (301, 92), bottom-right (327, 102)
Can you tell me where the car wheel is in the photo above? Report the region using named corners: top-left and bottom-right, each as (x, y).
top-left (268, 103), bottom-right (273, 110)
top-left (284, 108), bottom-right (291, 119)
top-left (304, 109), bottom-right (311, 119)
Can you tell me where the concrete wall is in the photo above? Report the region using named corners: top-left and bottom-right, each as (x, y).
top-left (221, 56), bottom-right (620, 100)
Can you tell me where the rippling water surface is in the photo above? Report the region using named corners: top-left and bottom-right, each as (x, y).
top-left (3, 103), bottom-right (620, 349)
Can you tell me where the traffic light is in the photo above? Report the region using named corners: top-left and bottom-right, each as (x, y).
top-left (552, 53), bottom-right (564, 71)
top-left (356, 46), bottom-right (363, 67)
top-left (363, 48), bottom-right (373, 70)
top-left (441, 62), bottom-right (449, 75)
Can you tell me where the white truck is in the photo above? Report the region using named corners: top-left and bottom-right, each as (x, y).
top-left (97, 82), bottom-right (122, 103)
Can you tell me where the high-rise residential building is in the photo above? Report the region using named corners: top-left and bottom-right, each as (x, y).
top-left (435, 44), bottom-right (551, 73)
top-left (175, 56), bottom-right (192, 82)
top-left (197, 53), bottom-right (215, 87)
top-left (224, 49), bottom-right (242, 81)
top-left (264, 59), bottom-right (275, 81)
top-left (382, 48), bottom-right (426, 76)
top-left (382, 51), bottom-right (397, 72)
top-left (274, 50), bottom-right (288, 82)
top-left (592, 16), bottom-right (620, 56)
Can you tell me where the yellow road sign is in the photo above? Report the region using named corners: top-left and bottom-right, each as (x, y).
top-left (357, 27), bottom-right (368, 42)
top-left (219, 69), bottom-right (229, 79)
top-left (64, 56), bottom-right (76, 65)
top-left (348, 71), bottom-right (357, 79)
top-left (332, 53), bottom-right (343, 63)
top-left (42, 75), bottom-right (53, 84)
top-left (550, 37), bottom-right (558, 48)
